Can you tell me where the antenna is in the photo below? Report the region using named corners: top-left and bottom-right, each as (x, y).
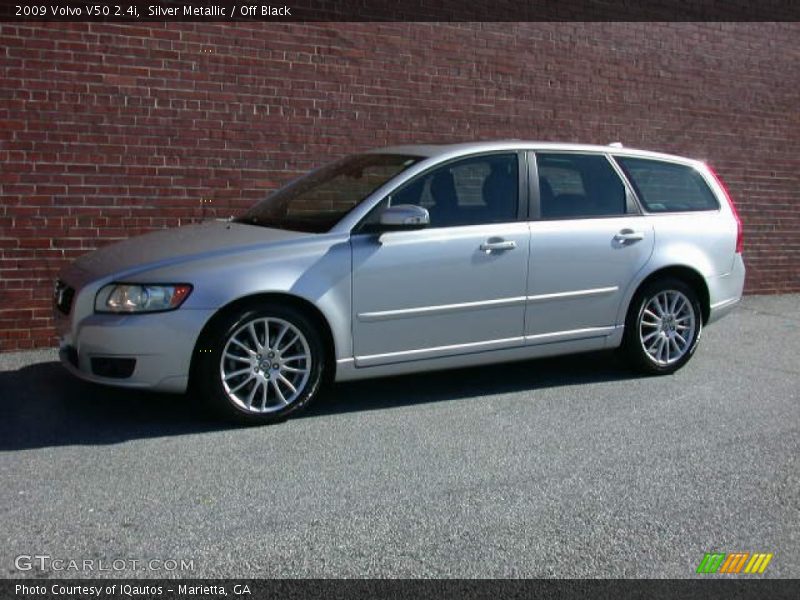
top-left (608, 142), bottom-right (624, 148)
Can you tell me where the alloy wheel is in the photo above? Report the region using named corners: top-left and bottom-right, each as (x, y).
top-left (219, 317), bottom-right (312, 413)
top-left (639, 290), bottom-right (697, 366)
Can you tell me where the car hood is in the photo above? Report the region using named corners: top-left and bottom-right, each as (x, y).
top-left (72, 220), bottom-right (311, 281)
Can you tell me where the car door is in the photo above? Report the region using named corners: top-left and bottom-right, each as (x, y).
top-left (525, 151), bottom-right (654, 342)
top-left (350, 152), bottom-right (530, 367)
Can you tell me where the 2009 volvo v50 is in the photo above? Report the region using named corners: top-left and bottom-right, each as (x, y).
top-left (54, 142), bottom-right (745, 423)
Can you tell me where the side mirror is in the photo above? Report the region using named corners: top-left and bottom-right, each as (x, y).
top-left (378, 204), bottom-right (430, 231)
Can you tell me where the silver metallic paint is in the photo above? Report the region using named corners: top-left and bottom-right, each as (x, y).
top-left (55, 142), bottom-right (745, 392)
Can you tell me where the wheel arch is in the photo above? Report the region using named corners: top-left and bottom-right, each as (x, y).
top-left (628, 265), bottom-right (711, 324)
top-left (189, 292), bottom-right (337, 386)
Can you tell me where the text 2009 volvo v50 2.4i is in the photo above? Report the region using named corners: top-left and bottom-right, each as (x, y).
top-left (55, 142), bottom-right (745, 423)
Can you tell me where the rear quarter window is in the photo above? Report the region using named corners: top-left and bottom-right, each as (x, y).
top-left (616, 157), bottom-right (719, 213)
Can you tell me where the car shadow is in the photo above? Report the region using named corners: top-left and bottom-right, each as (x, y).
top-left (0, 361), bottom-right (228, 451)
top-left (0, 351), bottom-right (639, 451)
top-left (302, 350), bottom-right (638, 419)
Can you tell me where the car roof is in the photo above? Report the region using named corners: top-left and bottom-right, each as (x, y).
top-left (367, 141), bottom-right (704, 167)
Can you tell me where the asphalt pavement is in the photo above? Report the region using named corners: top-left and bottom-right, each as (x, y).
top-left (1, 294), bottom-right (798, 578)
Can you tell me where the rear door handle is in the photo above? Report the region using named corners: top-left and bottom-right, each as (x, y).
top-left (614, 229), bottom-right (644, 244)
top-left (480, 240), bottom-right (517, 253)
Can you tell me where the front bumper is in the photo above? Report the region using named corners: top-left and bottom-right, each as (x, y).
top-left (56, 293), bottom-right (215, 393)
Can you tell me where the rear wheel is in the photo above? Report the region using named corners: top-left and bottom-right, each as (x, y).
top-left (195, 303), bottom-right (326, 424)
top-left (622, 278), bottom-right (702, 375)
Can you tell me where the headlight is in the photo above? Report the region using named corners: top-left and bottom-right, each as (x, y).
top-left (95, 284), bottom-right (193, 313)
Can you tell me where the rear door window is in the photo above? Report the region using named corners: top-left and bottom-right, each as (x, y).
top-left (536, 153), bottom-right (627, 219)
top-left (615, 157), bottom-right (719, 213)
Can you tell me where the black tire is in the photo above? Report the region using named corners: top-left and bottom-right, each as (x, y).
top-left (622, 278), bottom-right (703, 375)
top-left (194, 302), bottom-right (326, 424)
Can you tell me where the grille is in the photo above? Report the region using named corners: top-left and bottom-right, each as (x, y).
top-left (54, 280), bottom-right (75, 315)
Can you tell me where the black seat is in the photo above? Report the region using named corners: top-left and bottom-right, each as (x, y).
top-left (429, 170), bottom-right (459, 226)
top-left (482, 167), bottom-right (516, 222)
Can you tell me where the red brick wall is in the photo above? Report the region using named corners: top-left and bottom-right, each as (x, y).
top-left (1, 22), bottom-right (798, 351)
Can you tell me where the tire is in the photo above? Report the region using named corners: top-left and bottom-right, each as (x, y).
top-left (194, 302), bottom-right (326, 424)
top-left (622, 278), bottom-right (703, 375)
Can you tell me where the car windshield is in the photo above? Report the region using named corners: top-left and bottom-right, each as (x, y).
top-left (235, 153), bottom-right (422, 233)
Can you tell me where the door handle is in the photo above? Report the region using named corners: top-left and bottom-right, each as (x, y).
top-left (614, 229), bottom-right (644, 244)
top-left (480, 239), bottom-right (517, 253)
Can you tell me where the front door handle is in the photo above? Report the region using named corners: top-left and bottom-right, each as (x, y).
top-left (614, 229), bottom-right (644, 244)
top-left (480, 239), bottom-right (517, 253)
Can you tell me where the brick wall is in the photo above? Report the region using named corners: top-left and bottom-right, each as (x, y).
top-left (1, 22), bottom-right (798, 351)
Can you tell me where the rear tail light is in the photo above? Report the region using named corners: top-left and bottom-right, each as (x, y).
top-left (708, 165), bottom-right (743, 254)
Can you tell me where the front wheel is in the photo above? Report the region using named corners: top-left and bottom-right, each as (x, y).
top-left (195, 303), bottom-right (326, 424)
top-left (622, 278), bottom-right (702, 375)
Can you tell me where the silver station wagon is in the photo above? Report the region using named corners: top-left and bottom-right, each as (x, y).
top-left (55, 142), bottom-right (745, 423)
